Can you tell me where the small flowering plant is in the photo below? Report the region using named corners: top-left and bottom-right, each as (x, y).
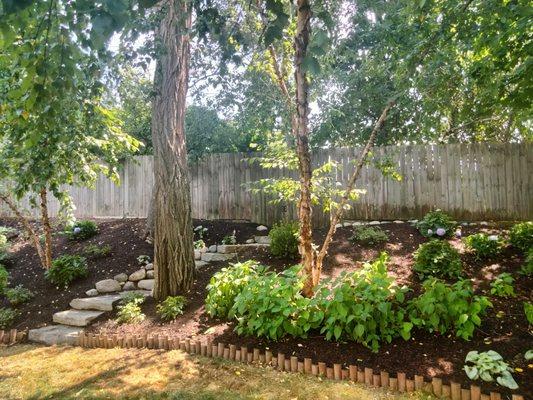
top-left (417, 210), bottom-right (456, 239)
top-left (463, 233), bottom-right (504, 260)
top-left (64, 220), bottom-right (98, 241)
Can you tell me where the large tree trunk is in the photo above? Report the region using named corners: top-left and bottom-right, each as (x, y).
top-left (293, 0), bottom-right (315, 297)
top-left (39, 188), bottom-right (53, 269)
top-left (151, 0), bottom-right (195, 300)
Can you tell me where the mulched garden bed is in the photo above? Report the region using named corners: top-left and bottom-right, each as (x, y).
top-left (1, 217), bottom-right (531, 397)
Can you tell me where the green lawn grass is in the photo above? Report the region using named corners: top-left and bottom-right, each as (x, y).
top-left (0, 344), bottom-right (433, 400)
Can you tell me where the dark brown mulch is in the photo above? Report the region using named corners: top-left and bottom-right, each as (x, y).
top-left (1, 217), bottom-right (531, 397)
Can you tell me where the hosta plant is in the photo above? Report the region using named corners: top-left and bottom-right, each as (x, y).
top-left (137, 255), bottom-right (151, 265)
top-left (408, 278), bottom-right (492, 340)
top-left (490, 273), bottom-right (515, 298)
top-left (205, 260), bottom-right (267, 318)
top-left (45, 255), bottom-right (88, 288)
top-left (463, 233), bottom-right (504, 260)
top-left (116, 292), bottom-right (146, 324)
top-left (318, 252), bottom-right (411, 352)
top-left (464, 350), bottom-right (518, 389)
top-left (416, 210), bottom-right (456, 238)
top-left (349, 226), bottom-right (388, 246)
top-left (157, 296), bottom-right (187, 321)
top-left (413, 239), bottom-right (462, 279)
top-left (509, 221), bottom-right (533, 252)
top-left (221, 231), bottom-right (237, 245)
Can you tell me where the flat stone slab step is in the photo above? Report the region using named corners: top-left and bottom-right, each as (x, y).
top-left (217, 243), bottom-right (270, 254)
top-left (53, 309), bottom-right (104, 327)
top-left (28, 325), bottom-right (83, 346)
top-left (201, 252), bottom-right (237, 262)
top-left (69, 290), bottom-right (153, 312)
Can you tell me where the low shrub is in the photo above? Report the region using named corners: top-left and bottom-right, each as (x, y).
top-left (194, 239), bottom-right (205, 250)
top-left (520, 248), bottom-right (533, 276)
top-left (116, 292), bottom-right (145, 324)
top-left (269, 221), bottom-right (299, 258)
top-left (64, 220), bottom-right (98, 241)
top-left (157, 296), bottom-right (187, 321)
top-left (464, 350), bottom-right (518, 389)
top-left (205, 260), bottom-right (266, 318)
top-left (5, 285), bottom-right (34, 306)
top-left (45, 255), bottom-right (88, 288)
top-left (137, 255), bottom-right (151, 265)
top-left (413, 239), bottom-right (462, 279)
top-left (509, 221), bottom-right (533, 252)
top-left (0, 234), bottom-right (9, 264)
top-left (490, 273), bottom-right (515, 298)
top-left (0, 265), bottom-right (9, 294)
top-left (524, 302), bottom-right (533, 325)
top-left (318, 252), bottom-right (411, 352)
top-left (408, 278), bottom-right (492, 340)
top-left (82, 244), bottom-right (112, 258)
top-left (349, 226), bottom-right (388, 246)
top-left (463, 233), bottom-right (504, 260)
top-left (0, 307), bottom-right (17, 329)
top-left (232, 265), bottom-right (323, 340)
top-left (416, 210), bottom-right (456, 238)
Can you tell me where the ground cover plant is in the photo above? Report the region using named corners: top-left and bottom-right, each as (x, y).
top-left (156, 295), bottom-right (187, 321)
top-left (116, 292), bottom-right (146, 324)
top-left (5, 285), bottom-right (33, 306)
top-left (463, 350), bottom-right (518, 389)
top-left (82, 243), bottom-right (112, 258)
top-left (490, 273), bottom-right (515, 298)
top-left (349, 226), bottom-right (388, 245)
top-left (509, 222), bottom-right (533, 252)
top-left (463, 233), bottom-right (503, 260)
top-left (0, 307), bottom-right (17, 329)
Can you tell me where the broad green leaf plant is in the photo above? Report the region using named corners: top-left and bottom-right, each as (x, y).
top-left (464, 350), bottom-right (518, 390)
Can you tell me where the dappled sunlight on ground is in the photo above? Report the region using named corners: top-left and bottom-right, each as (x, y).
top-left (0, 345), bottom-right (432, 400)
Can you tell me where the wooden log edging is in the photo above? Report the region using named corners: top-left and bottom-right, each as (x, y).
top-left (74, 333), bottom-right (525, 400)
top-left (0, 329), bottom-right (27, 345)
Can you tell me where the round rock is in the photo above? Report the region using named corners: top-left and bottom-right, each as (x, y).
top-left (145, 263), bottom-right (154, 270)
top-left (95, 279), bottom-right (121, 293)
top-left (122, 281), bottom-right (136, 291)
top-left (85, 288), bottom-right (99, 297)
top-left (128, 269), bottom-right (146, 282)
top-left (113, 273), bottom-right (128, 283)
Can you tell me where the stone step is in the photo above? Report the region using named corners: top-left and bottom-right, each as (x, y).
top-left (28, 325), bottom-right (83, 346)
top-left (69, 290), bottom-right (153, 312)
top-left (70, 294), bottom-right (122, 311)
top-left (201, 252), bottom-right (237, 262)
top-left (217, 243), bottom-right (270, 254)
top-left (52, 309), bottom-right (104, 327)
top-left (254, 236), bottom-right (271, 245)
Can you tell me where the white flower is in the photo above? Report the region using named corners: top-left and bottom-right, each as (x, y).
top-left (455, 230), bottom-right (462, 238)
top-left (488, 235), bottom-right (499, 241)
top-left (427, 229), bottom-right (433, 236)
top-left (436, 228), bottom-right (446, 236)
top-left (73, 227), bottom-right (81, 234)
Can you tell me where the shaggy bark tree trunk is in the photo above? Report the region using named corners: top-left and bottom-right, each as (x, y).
top-left (293, 0), bottom-right (315, 297)
top-left (39, 188), bottom-right (53, 269)
top-left (0, 191), bottom-right (47, 268)
top-left (151, 0), bottom-right (195, 300)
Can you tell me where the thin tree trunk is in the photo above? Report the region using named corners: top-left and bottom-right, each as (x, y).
top-left (39, 188), bottom-right (53, 269)
top-left (151, 0), bottom-right (195, 300)
top-left (293, 0), bottom-right (315, 297)
top-left (0, 192), bottom-right (47, 268)
top-left (314, 101), bottom-right (395, 274)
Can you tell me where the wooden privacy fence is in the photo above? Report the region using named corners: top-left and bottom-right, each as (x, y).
top-left (1, 143), bottom-right (531, 225)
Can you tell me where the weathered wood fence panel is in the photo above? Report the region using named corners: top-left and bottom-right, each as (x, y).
top-left (1, 143), bottom-right (531, 225)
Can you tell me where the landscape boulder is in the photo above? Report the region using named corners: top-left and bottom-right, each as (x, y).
top-left (95, 279), bottom-right (121, 293)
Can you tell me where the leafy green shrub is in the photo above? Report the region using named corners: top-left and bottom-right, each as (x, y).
top-left (194, 239), bottom-right (205, 249)
top-left (524, 302), bottom-right (533, 325)
top-left (463, 233), bottom-right (503, 260)
top-left (64, 220), bottom-right (98, 241)
top-left (408, 278), bottom-right (492, 340)
top-left (509, 221), bottom-right (533, 252)
top-left (416, 210), bottom-right (456, 238)
top-left (464, 350), bottom-right (518, 389)
top-left (349, 226), bottom-right (388, 246)
top-left (0, 265), bottom-right (9, 294)
top-left (45, 255), bottom-right (88, 288)
top-left (221, 231), bottom-right (237, 245)
top-left (137, 255), bottom-right (151, 265)
top-left (318, 253), bottom-right (411, 352)
top-left (205, 260), bottom-right (266, 318)
top-left (82, 244), bottom-right (112, 258)
top-left (0, 234), bottom-right (9, 263)
top-left (490, 273), bottom-right (515, 298)
top-left (116, 292), bottom-right (146, 324)
top-left (0, 307), bottom-right (17, 329)
top-left (0, 226), bottom-right (16, 237)
top-left (269, 221), bottom-right (299, 258)
top-left (231, 265), bottom-right (323, 340)
top-left (413, 239), bottom-right (462, 279)
top-left (520, 247), bottom-right (533, 276)
top-left (157, 296), bottom-right (187, 321)
top-left (5, 285), bottom-right (34, 306)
